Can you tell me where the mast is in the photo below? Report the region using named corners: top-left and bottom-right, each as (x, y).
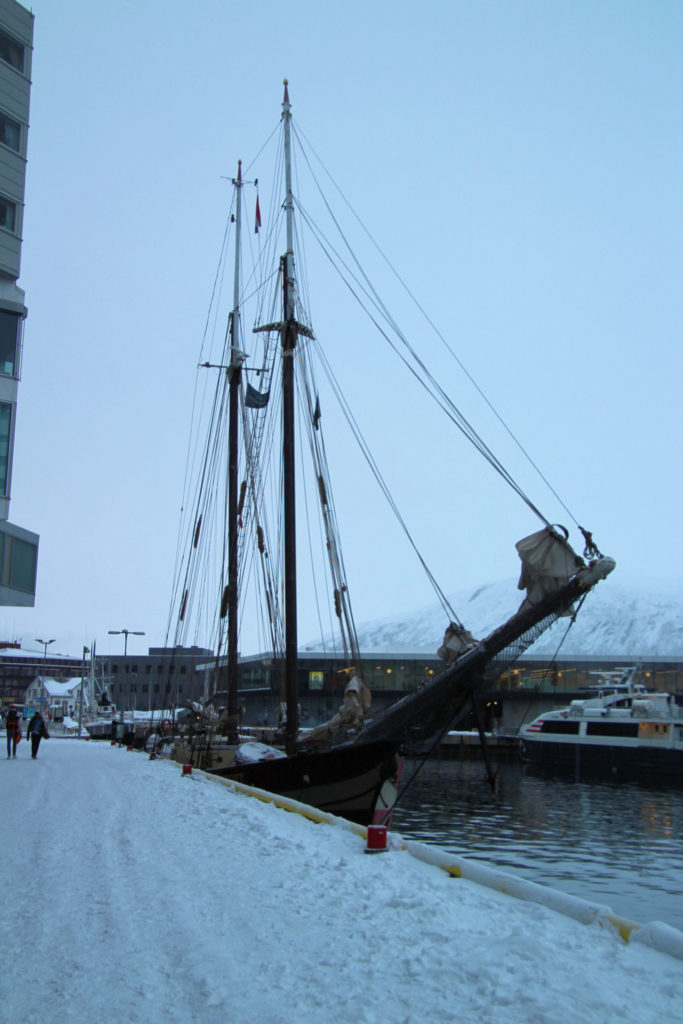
top-left (226, 159), bottom-right (244, 743)
top-left (282, 80), bottom-right (299, 753)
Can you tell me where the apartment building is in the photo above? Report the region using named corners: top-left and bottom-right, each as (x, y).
top-left (0, 0), bottom-right (37, 606)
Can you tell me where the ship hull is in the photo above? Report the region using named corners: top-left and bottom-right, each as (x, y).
top-left (520, 737), bottom-right (683, 779)
top-left (207, 740), bottom-right (400, 827)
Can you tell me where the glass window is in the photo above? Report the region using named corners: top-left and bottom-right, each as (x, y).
top-left (0, 196), bottom-right (16, 232)
top-left (0, 30), bottom-right (24, 73)
top-left (0, 402), bottom-right (11, 494)
top-left (309, 671), bottom-right (324, 691)
top-left (0, 112), bottom-right (20, 152)
top-left (0, 311), bottom-right (20, 376)
top-left (9, 537), bottom-right (36, 592)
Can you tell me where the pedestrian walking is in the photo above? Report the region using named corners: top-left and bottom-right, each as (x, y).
top-left (27, 710), bottom-right (49, 759)
top-left (5, 705), bottom-right (20, 758)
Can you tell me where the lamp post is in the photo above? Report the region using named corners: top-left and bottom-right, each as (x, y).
top-left (35, 637), bottom-right (55, 683)
top-left (35, 638), bottom-right (55, 722)
top-left (79, 645), bottom-right (89, 740)
top-left (107, 629), bottom-right (144, 657)
top-left (108, 629), bottom-right (145, 723)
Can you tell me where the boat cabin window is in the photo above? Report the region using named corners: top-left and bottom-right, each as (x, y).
top-left (540, 720), bottom-right (580, 734)
top-left (639, 722), bottom-right (670, 739)
top-left (0, 29), bottom-right (24, 72)
top-left (586, 722), bottom-right (639, 738)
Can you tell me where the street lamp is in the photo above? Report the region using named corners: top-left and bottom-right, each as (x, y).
top-left (35, 638), bottom-right (55, 683)
top-left (108, 629), bottom-right (145, 724)
top-left (78, 645), bottom-right (89, 740)
top-left (108, 629), bottom-right (145, 656)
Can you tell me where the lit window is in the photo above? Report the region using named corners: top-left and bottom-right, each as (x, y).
top-left (0, 195), bottom-right (16, 232)
top-left (309, 671), bottom-right (323, 690)
top-left (0, 30), bottom-right (24, 73)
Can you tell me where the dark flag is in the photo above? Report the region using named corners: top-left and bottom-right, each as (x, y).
top-left (245, 383), bottom-right (269, 408)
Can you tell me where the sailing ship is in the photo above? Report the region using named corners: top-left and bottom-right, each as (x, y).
top-left (161, 82), bottom-right (615, 825)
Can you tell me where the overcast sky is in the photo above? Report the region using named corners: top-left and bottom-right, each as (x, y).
top-left (2, 0), bottom-right (681, 660)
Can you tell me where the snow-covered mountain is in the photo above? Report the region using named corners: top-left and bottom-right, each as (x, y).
top-left (307, 577), bottom-right (683, 658)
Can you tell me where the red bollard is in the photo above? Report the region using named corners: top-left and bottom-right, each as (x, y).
top-left (365, 825), bottom-right (388, 854)
top-left (182, 764), bottom-right (192, 776)
top-left (110, 740), bottom-right (116, 746)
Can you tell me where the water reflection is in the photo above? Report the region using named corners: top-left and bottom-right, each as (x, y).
top-left (392, 759), bottom-right (683, 931)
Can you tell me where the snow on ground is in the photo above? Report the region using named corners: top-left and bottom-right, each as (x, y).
top-left (2, 738), bottom-right (681, 1024)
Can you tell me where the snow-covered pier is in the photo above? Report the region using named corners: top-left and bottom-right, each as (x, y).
top-left (2, 738), bottom-right (681, 1024)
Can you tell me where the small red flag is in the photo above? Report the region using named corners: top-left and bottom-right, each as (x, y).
top-left (255, 195), bottom-right (262, 234)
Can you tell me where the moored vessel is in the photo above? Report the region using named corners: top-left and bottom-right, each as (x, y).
top-left (519, 666), bottom-right (683, 776)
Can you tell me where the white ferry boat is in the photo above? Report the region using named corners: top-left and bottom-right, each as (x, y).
top-left (519, 667), bottom-right (683, 776)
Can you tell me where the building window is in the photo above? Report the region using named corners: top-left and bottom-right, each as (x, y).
top-left (0, 112), bottom-right (20, 152)
top-left (0, 29), bottom-right (24, 73)
top-left (0, 195), bottom-right (16, 232)
top-left (0, 311), bottom-right (20, 376)
top-left (0, 402), bottom-right (11, 494)
top-left (9, 537), bottom-right (36, 592)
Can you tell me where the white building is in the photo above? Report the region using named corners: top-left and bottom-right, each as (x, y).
top-left (24, 677), bottom-right (87, 719)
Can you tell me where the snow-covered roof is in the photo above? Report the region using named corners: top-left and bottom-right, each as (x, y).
top-left (39, 677), bottom-right (84, 698)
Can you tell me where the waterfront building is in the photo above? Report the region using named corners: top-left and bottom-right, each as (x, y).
top-left (0, 0), bottom-right (37, 607)
top-left (1, 643), bottom-right (681, 732)
top-left (0, 647), bottom-right (81, 705)
top-left (24, 675), bottom-right (85, 719)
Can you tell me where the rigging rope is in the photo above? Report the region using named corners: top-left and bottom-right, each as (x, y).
top-left (292, 121), bottom-right (585, 532)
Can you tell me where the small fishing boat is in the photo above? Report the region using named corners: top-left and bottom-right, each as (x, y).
top-left (160, 83), bottom-right (615, 824)
top-left (519, 666), bottom-right (683, 777)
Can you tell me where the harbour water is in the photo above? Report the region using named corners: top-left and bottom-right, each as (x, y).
top-left (392, 758), bottom-right (683, 932)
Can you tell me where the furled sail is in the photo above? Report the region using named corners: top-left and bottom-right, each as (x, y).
top-left (301, 676), bottom-right (371, 745)
top-left (438, 622), bottom-right (477, 663)
top-left (516, 526), bottom-right (584, 615)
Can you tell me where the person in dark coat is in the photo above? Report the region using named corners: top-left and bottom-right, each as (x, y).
top-left (5, 705), bottom-right (20, 758)
top-left (27, 710), bottom-right (49, 759)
